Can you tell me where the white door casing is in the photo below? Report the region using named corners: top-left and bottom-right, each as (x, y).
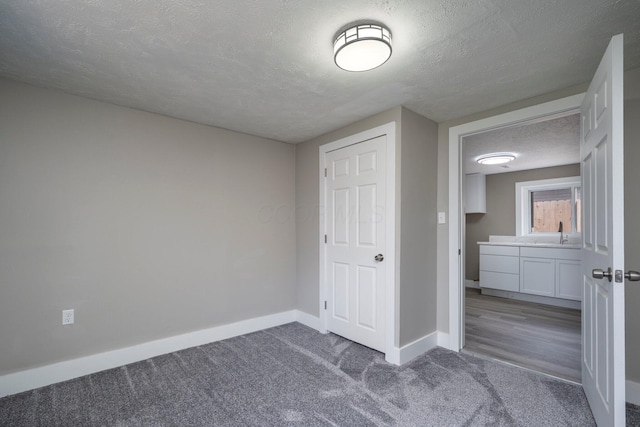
top-left (580, 34), bottom-right (625, 426)
top-left (319, 123), bottom-right (396, 362)
top-left (447, 94), bottom-right (584, 352)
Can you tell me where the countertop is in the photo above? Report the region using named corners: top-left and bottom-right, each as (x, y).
top-left (477, 241), bottom-right (581, 249)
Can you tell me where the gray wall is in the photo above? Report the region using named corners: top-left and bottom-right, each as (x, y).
top-left (0, 78), bottom-right (296, 375)
top-left (624, 98), bottom-right (640, 383)
top-left (465, 164), bottom-right (580, 281)
top-left (437, 68), bottom-right (640, 383)
top-left (398, 108), bottom-right (439, 344)
top-left (295, 106), bottom-right (439, 347)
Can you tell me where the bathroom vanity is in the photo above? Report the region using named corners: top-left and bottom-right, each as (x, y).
top-left (478, 240), bottom-right (581, 307)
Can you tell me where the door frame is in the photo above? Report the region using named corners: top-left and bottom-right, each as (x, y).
top-left (446, 94), bottom-right (585, 352)
top-left (319, 122), bottom-right (397, 363)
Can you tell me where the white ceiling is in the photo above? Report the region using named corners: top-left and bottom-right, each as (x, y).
top-left (463, 113), bottom-right (580, 175)
top-left (1, 1), bottom-right (639, 143)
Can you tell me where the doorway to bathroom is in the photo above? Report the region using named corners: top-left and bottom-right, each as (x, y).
top-left (460, 112), bottom-right (582, 383)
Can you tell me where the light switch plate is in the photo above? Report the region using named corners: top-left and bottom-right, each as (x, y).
top-left (62, 309), bottom-right (74, 325)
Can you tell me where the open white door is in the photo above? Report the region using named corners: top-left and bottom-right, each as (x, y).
top-left (581, 34), bottom-right (625, 426)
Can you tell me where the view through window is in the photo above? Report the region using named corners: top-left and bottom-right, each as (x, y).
top-left (516, 177), bottom-right (581, 236)
top-left (530, 187), bottom-right (581, 233)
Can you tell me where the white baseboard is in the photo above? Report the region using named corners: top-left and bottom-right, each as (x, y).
top-left (292, 312), bottom-right (436, 367)
top-left (387, 331), bottom-right (438, 365)
top-left (627, 379), bottom-right (640, 405)
top-left (0, 310), bottom-right (298, 398)
top-left (294, 310), bottom-right (321, 331)
top-left (465, 279), bottom-right (479, 288)
top-left (437, 331), bottom-right (452, 349)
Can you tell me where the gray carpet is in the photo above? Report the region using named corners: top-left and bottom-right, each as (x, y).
top-left (1, 322), bottom-right (638, 426)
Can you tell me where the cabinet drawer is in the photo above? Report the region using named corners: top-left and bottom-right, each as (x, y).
top-left (480, 271), bottom-right (519, 292)
top-left (480, 254), bottom-right (519, 274)
top-left (520, 247), bottom-right (580, 260)
top-left (479, 245), bottom-right (520, 256)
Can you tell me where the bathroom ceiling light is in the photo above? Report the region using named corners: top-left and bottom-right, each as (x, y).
top-left (477, 153), bottom-right (516, 165)
top-left (334, 23), bottom-right (392, 72)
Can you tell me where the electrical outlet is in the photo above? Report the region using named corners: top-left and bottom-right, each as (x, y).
top-left (62, 309), bottom-right (74, 325)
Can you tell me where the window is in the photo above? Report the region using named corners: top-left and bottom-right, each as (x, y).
top-left (516, 176), bottom-right (581, 236)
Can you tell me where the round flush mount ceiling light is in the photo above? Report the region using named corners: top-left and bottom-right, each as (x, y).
top-left (334, 23), bottom-right (392, 72)
top-left (476, 153), bottom-right (516, 165)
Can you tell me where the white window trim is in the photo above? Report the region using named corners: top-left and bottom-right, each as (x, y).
top-left (515, 176), bottom-right (581, 236)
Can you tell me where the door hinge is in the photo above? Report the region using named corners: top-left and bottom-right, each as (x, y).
top-left (324, 168), bottom-right (327, 177)
top-left (458, 249), bottom-right (461, 255)
top-left (324, 234), bottom-right (327, 243)
top-left (324, 301), bottom-right (327, 310)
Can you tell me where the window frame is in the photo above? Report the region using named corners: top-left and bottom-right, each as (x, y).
top-left (515, 176), bottom-right (581, 237)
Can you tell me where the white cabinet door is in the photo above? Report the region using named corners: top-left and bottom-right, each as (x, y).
top-left (520, 257), bottom-right (555, 297)
top-left (465, 173), bottom-right (486, 213)
top-left (556, 259), bottom-right (581, 301)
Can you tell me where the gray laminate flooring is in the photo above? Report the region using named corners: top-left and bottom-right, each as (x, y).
top-left (464, 288), bottom-right (581, 383)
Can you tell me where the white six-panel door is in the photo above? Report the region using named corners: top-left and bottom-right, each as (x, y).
top-left (581, 34), bottom-right (625, 426)
top-left (324, 135), bottom-right (386, 352)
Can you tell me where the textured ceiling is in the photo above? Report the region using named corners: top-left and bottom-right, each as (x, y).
top-left (463, 113), bottom-right (580, 175)
top-left (1, 1), bottom-right (639, 143)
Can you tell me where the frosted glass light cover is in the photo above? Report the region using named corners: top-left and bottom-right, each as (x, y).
top-left (476, 153), bottom-right (516, 165)
top-left (334, 24), bottom-right (392, 72)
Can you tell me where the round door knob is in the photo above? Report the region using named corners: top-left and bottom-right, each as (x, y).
top-left (374, 254), bottom-right (384, 262)
top-left (625, 270), bottom-right (640, 281)
top-left (592, 268), bottom-right (613, 282)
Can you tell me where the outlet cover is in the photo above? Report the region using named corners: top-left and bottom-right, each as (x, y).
top-left (62, 309), bottom-right (74, 325)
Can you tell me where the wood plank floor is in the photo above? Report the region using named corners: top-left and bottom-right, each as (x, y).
top-left (464, 288), bottom-right (581, 383)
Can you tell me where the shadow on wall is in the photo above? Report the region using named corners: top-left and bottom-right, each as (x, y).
top-left (465, 213), bottom-right (486, 281)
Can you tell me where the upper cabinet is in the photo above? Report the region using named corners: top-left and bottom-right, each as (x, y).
top-left (465, 173), bottom-right (486, 214)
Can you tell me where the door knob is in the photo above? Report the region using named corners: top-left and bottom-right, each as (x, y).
top-left (625, 270), bottom-right (640, 281)
top-left (374, 254), bottom-right (384, 262)
top-left (592, 268), bottom-right (613, 282)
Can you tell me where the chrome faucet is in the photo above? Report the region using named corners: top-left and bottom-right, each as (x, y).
top-left (558, 221), bottom-right (568, 244)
